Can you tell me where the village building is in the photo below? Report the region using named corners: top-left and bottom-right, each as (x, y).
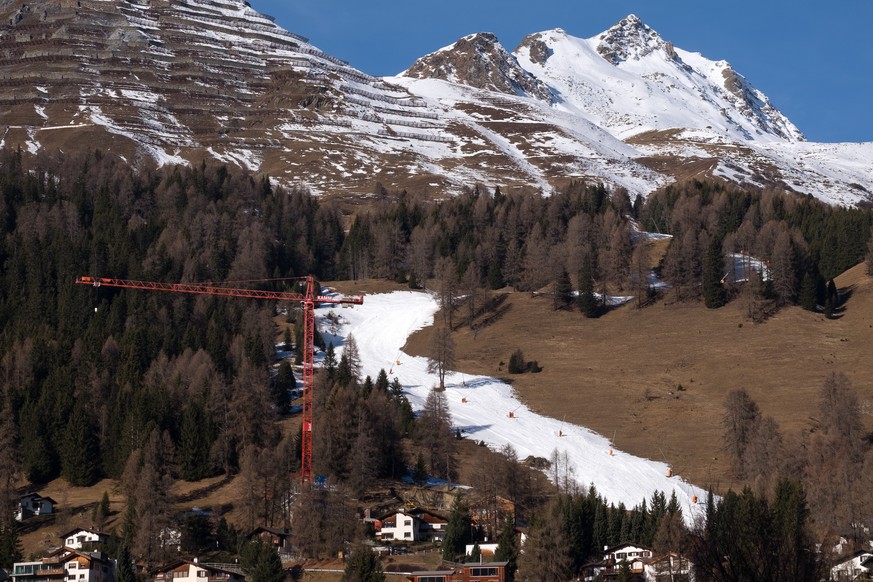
top-left (246, 527), bottom-right (291, 556)
top-left (581, 543), bottom-right (694, 581)
top-left (406, 562), bottom-right (507, 582)
top-left (152, 560), bottom-right (245, 582)
top-left (464, 543), bottom-right (498, 559)
top-left (59, 529), bottom-right (109, 552)
top-left (15, 494), bottom-right (57, 521)
top-left (11, 549), bottom-right (114, 582)
top-left (375, 509), bottom-right (448, 543)
top-left (830, 550), bottom-right (873, 581)
top-left (582, 543), bottom-right (652, 579)
top-left (643, 552), bottom-right (693, 581)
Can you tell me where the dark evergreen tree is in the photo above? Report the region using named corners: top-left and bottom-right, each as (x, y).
top-left (507, 349), bottom-right (526, 374)
top-left (616, 560), bottom-right (633, 582)
top-left (798, 270), bottom-right (819, 311)
top-left (468, 542), bottom-right (481, 564)
top-left (689, 482), bottom-right (820, 582)
top-left (577, 254), bottom-right (598, 318)
top-left (703, 236), bottom-right (727, 308)
top-left (442, 497), bottom-right (472, 561)
top-left (0, 518), bottom-right (23, 570)
top-left (494, 518), bottom-right (518, 581)
top-left (181, 514), bottom-right (214, 554)
top-left (375, 369), bottom-right (389, 393)
top-left (241, 540), bottom-right (285, 582)
top-left (413, 452), bottom-right (428, 486)
top-left (179, 402), bottom-right (213, 481)
top-left (272, 360), bottom-right (296, 412)
top-left (554, 270), bottom-right (573, 311)
top-left (323, 343), bottom-right (338, 383)
top-left (115, 542), bottom-right (137, 582)
top-left (216, 517), bottom-right (240, 553)
top-left (342, 544), bottom-right (385, 582)
top-left (92, 491), bottom-right (111, 529)
top-left (62, 402), bottom-right (101, 486)
top-left (19, 402), bottom-right (57, 483)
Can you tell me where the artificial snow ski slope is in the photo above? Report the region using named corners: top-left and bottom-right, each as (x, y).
top-left (319, 291), bottom-right (708, 522)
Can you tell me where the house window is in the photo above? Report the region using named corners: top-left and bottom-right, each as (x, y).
top-left (470, 568), bottom-right (497, 577)
top-left (404, 532), bottom-right (412, 538)
top-left (404, 520), bottom-right (412, 526)
top-left (69, 563), bottom-right (78, 569)
top-left (197, 571), bottom-right (208, 577)
top-left (80, 574), bottom-right (86, 579)
top-left (68, 538), bottom-right (75, 545)
top-left (173, 572), bottom-right (187, 578)
top-left (382, 533), bottom-right (393, 540)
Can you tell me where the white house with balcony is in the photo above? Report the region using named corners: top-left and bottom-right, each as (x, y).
top-left (375, 509), bottom-right (448, 543)
top-left (15, 494), bottom-right (56, 521)
top-left (152, 560), bottom-right (244, 582)
top-left (60, 529), bottom-right (109, 551)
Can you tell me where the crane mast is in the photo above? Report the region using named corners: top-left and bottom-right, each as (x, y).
top-left (75, 274), bottom-right (363, 484)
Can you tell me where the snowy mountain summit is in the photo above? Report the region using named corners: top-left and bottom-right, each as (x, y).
top-left (1, 5), bottom-right (871, 205)
top-left (402, 32), bottom-right (553, 102)
top-left (511, 16), bottom-right (804, 143)
top-left (595, 14), bottom-right (676, 64)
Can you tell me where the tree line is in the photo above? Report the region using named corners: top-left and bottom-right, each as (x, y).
top-left (641, 180), bottom-right (873, 315)
top-left (2, 148), bottom-right (872, 572)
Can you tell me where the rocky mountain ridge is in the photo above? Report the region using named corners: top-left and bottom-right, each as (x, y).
top-left (1, 2), bottom-right (871, 205)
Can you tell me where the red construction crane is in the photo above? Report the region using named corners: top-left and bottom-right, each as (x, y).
top-left (75, 274), bottom-right (363, 484)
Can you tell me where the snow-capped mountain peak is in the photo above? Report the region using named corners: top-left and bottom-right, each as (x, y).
top-left (595, 14), bottom-right (676, 64)
top-left (511, 16), bottom-right (804, 144)
top-left (401, 32), bottom-right (553, 101)
top-left (1, 3), bottom-right (869, 206)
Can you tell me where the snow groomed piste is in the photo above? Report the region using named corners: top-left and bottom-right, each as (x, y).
top-left (319, 290), bottom-right (708, 524)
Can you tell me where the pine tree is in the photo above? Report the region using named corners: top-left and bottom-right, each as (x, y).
top-left (798, 270), bottom-right (819, 311)
top-left (516, 502), bottom-right (573, 582)
top-left (0, 518), bottom-right (23, 570)
top-left (342, 544), bottom-right (385, 582)
top-left (494, 519), bottom-right (518, 580)
top-left (179, 402), bottom-right (213, 481)
top-left (866, 231), bottom-right (873, 276)
top-left (577, 254), bottom-right (598, 318)
top-left (616, 560), bottom-right (633, 582)
top-left (241, 541), bottom-right (285, 582)
top-left (115, 542), bottom-right (136, 582)
top-left (272, 360), bottom-right (296, 412)
top-left (92, 491), bottom-right (110, 529)
top-left (62, 402), bottom-right (101, 486)
top-left (703, 237), bottom-right (727, 308)
top-left (323, 343), bottom-right (338, 382)
top-left (442, 497), bottom-right (472, 561)
top-left (375, 369), bottom-right (389, 393)
top-left (216, 517), bottom-right (240, 552)
top-left (469, 542), bottom-right (481, 564)
top-left (553, 270), bottom-right (572, 311)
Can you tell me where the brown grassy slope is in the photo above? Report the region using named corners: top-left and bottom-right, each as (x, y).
top-left (403, 264), bottom-right (873, 491)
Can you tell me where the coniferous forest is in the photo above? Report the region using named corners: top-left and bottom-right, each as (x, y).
top-left (2, 149), bottom-right (873, 578)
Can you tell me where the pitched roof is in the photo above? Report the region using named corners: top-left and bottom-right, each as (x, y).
top-left (58, 527), bottom-right (108, 539)
top-left (603, 542), bottom-right (653, 554)
top-left (151, 560), bottom-right (241, 576)
top-left (248, 527), bottom-right (290, 538)
top-left (417, 511), bottom-right (448, 525)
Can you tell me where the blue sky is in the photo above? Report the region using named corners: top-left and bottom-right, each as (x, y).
top-left (248, 1), bottom-right (873, 143)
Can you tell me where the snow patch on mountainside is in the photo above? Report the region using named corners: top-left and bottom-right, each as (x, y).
top-left (321, 291), bottom-right (708, 523)
top-left (514, 21), bottom-right (801, 144)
